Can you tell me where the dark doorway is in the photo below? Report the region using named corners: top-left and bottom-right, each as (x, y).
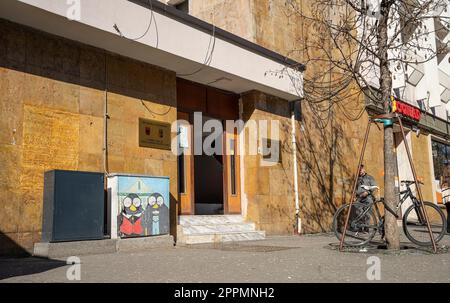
top-left (176, 78), bottom-right (241, 215)
top-left (194, 117), bottom-right (224, 215)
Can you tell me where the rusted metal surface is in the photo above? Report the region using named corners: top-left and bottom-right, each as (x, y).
top-left (397, 116), bottom-right (437, 253)
top-left (339, 119), bottom-right (372, 251)
top-left (371, 113), bottom-right (397, 120)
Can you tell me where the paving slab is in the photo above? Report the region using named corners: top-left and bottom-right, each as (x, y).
top-left (1, 233), bottom-right (450, 283)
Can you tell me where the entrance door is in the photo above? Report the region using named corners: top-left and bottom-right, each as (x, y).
top-left (224, 128), bottom-right (241, 213)
top-left (176, 78), bottom-right (241, 215)
top-left (194, 116), bottom-right (224, 215)
top-left (177, 112), bottom-right (194, 215)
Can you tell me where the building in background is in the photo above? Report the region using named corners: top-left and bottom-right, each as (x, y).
top-left (361, 0), bottom-right (450, 210)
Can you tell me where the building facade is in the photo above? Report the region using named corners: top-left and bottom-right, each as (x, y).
top-left (0, 0), bottom-right (448, 256)
top-left (0, 0), bottom-right (307, 255)
top-left (168, 0), bottom-right (450, 229)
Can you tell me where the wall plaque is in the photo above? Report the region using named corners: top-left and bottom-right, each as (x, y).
top-left (178, 125), bottom-right (189, 149)
top-left (139, 118), bottom-right (171, 150)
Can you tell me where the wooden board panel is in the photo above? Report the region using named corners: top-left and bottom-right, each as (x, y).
top-left (224, 129), bottom-right (241, 214)
top-left (177, 79), bottom-right (207, 113)
top-left (206, 88), bottom-right (239, 121)
top-left (177, 111), bottom-right (194, 215)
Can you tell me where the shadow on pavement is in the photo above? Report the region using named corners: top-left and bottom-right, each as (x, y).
top-left (327, 240), bottom-right (449, 255)
top-left (0, 232), bottom-right (32, 258)
top-left (0, 257), bottom-right (67, 281)
top-left (0, 232), bottom-right (68, 280)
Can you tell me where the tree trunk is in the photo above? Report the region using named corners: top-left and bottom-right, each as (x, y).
top-left (378, 0), bottom-right (400, 250)
top-left (383, 125), bottom-right (400, 249)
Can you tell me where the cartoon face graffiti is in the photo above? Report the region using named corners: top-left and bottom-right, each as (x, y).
top-left (149, 193), bottom-right (164, 213)
top-left (119, 193), bottom-right (144, 236)
top-left (123, 193), bottom-right (143, 216)
top-left (143, 193), bottom-right (169, 236)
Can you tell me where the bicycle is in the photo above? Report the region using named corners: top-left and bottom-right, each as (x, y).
top-left (333, 180), bottom-right (447, 247)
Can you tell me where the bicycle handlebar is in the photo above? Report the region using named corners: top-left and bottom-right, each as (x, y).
top-left (401, 180), bottom-right (424, 185)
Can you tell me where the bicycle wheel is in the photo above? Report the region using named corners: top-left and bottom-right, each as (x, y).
top-left (403, 201), bottom-right (446, 246)
top-left (333, 202), bottom-right (378, 247)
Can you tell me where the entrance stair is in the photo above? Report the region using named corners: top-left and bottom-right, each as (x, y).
top-left (177, 215), bottom-right (266, 245)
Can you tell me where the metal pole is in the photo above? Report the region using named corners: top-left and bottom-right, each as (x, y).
top-left (397, 115), bottom-right (437, 253)
top-left (339, 119), bottom-right (372, 251)
top-left (291, 110), bottom-right (301, 234)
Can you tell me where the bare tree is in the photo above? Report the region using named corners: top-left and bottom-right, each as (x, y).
top-left (284, 0), bottom-right (449, 249)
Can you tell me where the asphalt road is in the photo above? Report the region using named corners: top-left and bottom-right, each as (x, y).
top-left (1, 233), bottom-right (450, 283)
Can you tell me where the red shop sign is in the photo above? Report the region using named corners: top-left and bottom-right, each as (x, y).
top-left (391, 97), bottom-right (421, 121)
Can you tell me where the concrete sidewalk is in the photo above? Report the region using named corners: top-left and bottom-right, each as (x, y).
top-left (1, 233), bottom-right (450, 283)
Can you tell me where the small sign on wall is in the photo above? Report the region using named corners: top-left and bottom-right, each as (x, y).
top-left (178, 125), bottom-right (189, 149)
top-left (261, 138), bottom-right (282, 164)
top-left (139, 118), bottom-right (171, 150)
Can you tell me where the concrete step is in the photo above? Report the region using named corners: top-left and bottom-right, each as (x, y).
top-left (179, 215), bottom-right (245, 226)
top-left (34, 239), bottom-right (117, 258)
top-left (181, 222), bottom-right (256, 235)
top-left (182, 231), bottom-right (266, 245)
top-left (33, 235), bottom-right (174, 258)
top-left (177, 215), bottom-right (265, 245)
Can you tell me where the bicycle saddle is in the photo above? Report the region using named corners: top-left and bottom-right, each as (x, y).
top-left (361, 185), bottom-right (379, 190)
top-left (401, 180), bottom-right (424, 185)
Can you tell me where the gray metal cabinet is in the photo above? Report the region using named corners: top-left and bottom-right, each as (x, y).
top-left (42, 170), bottom-right (105, 242)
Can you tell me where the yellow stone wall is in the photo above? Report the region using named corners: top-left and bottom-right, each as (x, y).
top-left (189, 0), bottom-right (386, 234)
top-left (241, 91), bottom-right (297, 235)
top-left (411, 134), bottom-right (434, 203)
top-left (239, 90), bottom-right (386, 235)
top-left (0, 20), bottom-right (178, 255)
top-left (190, 0), bottom-right (256, 42)
top-left (298, 96), bottom-right (385, 233)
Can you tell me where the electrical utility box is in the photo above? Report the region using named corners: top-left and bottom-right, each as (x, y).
top-left (108, 174), bottom-right (170, 239)
top-left (42, 170), bottom-right (105, 242)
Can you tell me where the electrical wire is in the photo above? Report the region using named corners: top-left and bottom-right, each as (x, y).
top-left (177, 24), bottom-right (217, 77)
top-left (114, 0), bottom-right (216, 78)
top-left (113, 0), bottom-right (157, 44)
top-left (103, 51), bottom-right (110, 176)
top-left (177, 8), bottom-right (217, 77)
top-left (140, 99), bottom-right (172, 116)
top-left (112, 0), bottom-right (168, 118)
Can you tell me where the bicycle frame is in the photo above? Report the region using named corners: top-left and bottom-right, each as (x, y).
top-left (352, 183), bottom-right (421, 231)
top-left (388, 185), bottom-right (417, 216)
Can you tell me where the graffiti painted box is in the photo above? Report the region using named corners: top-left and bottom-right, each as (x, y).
top-left (108, 174), bottom-right (170, 239)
